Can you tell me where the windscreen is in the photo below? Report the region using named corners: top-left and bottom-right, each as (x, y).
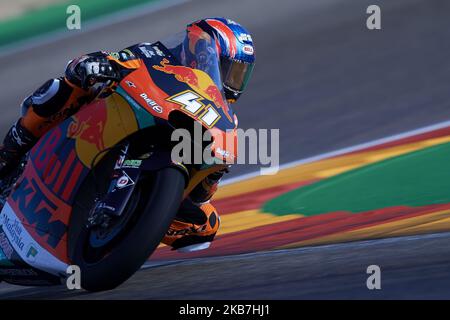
top-left (161, 29), bottom-right (224, 93)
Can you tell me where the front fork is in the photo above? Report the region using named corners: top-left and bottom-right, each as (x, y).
top-left (86, 144), bottom-right (190, 229)
top-left (87, 143), bottom-right (141, 228)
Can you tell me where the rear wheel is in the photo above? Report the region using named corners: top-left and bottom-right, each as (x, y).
top-left (68, 166), bottom-right (185, 292)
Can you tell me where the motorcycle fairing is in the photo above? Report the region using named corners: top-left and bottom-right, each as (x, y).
top-left (0, 41), bottom-right (238, 284)
top-left (116, 42), bottom-right (237, 131)
top-left (0, 95), bottom-right (143, 281)
top-left (0, 203), bottom-right (67, 284)
top-left (121, 42), bottom-right (238, 163)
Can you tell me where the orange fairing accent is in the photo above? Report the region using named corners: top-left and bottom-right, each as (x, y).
top-left (22, 80), bottom-right (92, 138)
top-left (121, 64), bottom-right (181, 120)
top-left (21, 110), bottom-right (46, 138)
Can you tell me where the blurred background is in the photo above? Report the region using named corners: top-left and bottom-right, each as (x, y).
top-left (0, 0), bottom-right (449, 178)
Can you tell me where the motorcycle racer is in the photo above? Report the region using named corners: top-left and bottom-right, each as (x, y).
top-left (0, 17), bottom-right (255, 252)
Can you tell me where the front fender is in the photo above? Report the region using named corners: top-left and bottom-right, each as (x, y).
top-left (139, 151), bottom-right (189, 187)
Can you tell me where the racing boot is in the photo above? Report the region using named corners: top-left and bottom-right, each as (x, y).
top-left (0, 119), bottom-right (38, 180)
top-left (162, 199), bottom-right (220, 252)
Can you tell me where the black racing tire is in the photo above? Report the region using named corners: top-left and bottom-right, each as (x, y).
top-left (68, 166), bottom-right (185, 292)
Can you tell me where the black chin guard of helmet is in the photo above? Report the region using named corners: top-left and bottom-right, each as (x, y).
top-left (223, 85), bottom-right (241, 102)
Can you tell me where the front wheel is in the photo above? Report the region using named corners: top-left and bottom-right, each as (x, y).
top-left (68, 167), bottom-right (186, 292)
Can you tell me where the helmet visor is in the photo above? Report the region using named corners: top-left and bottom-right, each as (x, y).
top-left (221, 57), bottom-right (255, 93)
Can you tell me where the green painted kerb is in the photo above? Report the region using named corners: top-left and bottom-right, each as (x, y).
top-left (0, 0), bottom-right (159, 48)
top-left (263, 142), bottom-right (450, 216)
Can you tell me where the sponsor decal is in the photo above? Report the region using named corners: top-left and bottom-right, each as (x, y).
top-left (139, 43), bottom-right (165, 58)
top-left (115, 156), bottom-right (125, 170)
top-left (0, 231), bottom-right (14, 267)
top-left (116, 172), bottom-right (134, 189)
top-left (0, 203), bottom-right (68, 275)
top-left (125, 81), bottom-right (136, 88)
top-left (117, 176), bottom-right (129, 188)
top-left (243, 45), bottom-right (254, 55)
top-left (11, 125), bottom-right (26, 146)
top-left (139, 46), bottom-right (157, 58)
top-left (122, 49), bottom-right (135, 58)
top-left (97, 203), bottom-right (116, 213)
top-left (0, 232), bottom-right (14, 259)
top-left (238, 34), bottom-right (253, 43)
top-left (1, 212), bottom-right (25, 252)
top-left (0, 231), bottom-right (14, 260)
top-left (152, 45), bottom-right (165, 57)
top-left (215, 147), bottom-right (232, 159)
top-left (140, 93), bottom-right (164, 113)
top-left (153, 105), bottom-right (163, 113)
top-left (109, 49), bottom-right (135, 61)
top-left (9, 173), bottom-right (67, 249)
top-left (122, 160), bottom-right (142, 168)
top-left (26, 243), bottom-right (39, 263)
top-left (109, 52), bottom-right (120, 60)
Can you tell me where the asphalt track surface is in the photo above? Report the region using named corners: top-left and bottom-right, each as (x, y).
top-left (0, 0), bottom-right (450, 299)
top-left (1, 232), bottom-right (450, 299)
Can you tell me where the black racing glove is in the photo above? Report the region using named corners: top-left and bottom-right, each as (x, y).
top-left (66, 55), bottom-right (119, 90)
top-left (76, 56), bottom-right (119, 89)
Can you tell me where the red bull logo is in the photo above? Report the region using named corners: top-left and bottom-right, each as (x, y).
top-left (205, 85), bottom-right (229, 115)
top-left (153, 58), bottom-right (199, 87)
top-left (65, 96), bottom-right (139, 169)
top-left (67, 102), bottom-right (108, 151)
top-left (153, 58), bottom-right (233, 123)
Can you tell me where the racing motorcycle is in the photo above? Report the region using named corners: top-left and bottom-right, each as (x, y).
top-left (0, 35), bottom-right (237, 291)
